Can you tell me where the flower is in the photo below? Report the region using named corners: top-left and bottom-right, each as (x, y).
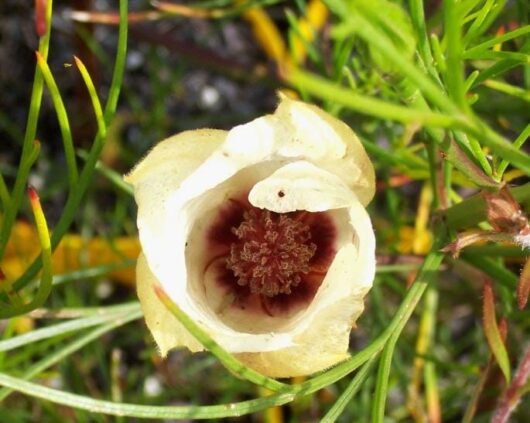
top-left (125, 95), bottom-right (376, 378)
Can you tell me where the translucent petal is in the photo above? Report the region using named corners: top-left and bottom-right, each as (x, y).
top-left (275, 95), bottom-right (375, 205)
top-left (248, 160), bottom-right (355, 212)
top-left (136, 253), bottom-right (203, 355)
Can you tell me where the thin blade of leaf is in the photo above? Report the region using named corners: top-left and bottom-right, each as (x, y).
top-left (483, 280), bottom-right (511, 383)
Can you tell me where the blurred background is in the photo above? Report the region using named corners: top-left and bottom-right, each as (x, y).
top-left (1, 0), bottom-right (529, 422)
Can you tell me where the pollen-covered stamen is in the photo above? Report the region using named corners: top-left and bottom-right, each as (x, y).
top-left (226, 209), bottom-right (317, 297)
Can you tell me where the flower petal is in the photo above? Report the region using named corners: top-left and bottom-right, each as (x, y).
top-left (125, 129), bottom-right (227, 187)
top-left (248, 160), bottom-right (355, 212)
top-left (124, 129), bottom-right (227, 283)
top-left (136, 253), bottom-right (203, 355)
top-left (275, 95), bottom-right (375, 205)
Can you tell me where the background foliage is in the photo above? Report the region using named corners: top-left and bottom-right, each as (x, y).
top-left (0, 0), bottom-right (529, 421)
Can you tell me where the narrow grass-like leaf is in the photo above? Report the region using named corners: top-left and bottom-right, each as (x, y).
top-left (424, 361), bottom-right (441, 423)
top-left (346, 3), bottom-right (530, 175)
top-left (408, 0), bottom-right (437, 78)
top-left (0, 173), bottom-right (10, 209)
top-left (0, 188), bottom-right (53, 318)
top-left (446, 139), bottom-right (496, 187)
top-left (371, 263), bottom-right (441, 423)
top-left (35, 52), bottom-right (78, 190)
top-left (497, 123), bottom-right (530, 178)
top-left (409, 286), bottom-right (439, 422)
top-left (464, 254), bottom-right (518, 291)
top-left (465, 25), bottom-right (530, 56)
top-left (24, 187), bottom-right (52, 307)
top-left (103, 0), bottom-right (127, 123)
top-left (444, 0), bottom-right (467, 110)
top-left (464, 70), bottom-right (480, 92)
top-left (482, 280), bottom-right (511, 382)
top-left (472, 58), bottom-right (526, 87)
top-left (153, 284), bottom-right (288, 392)
top-left (0, 372), bottom-right (296, 419)
top-left (463, 50), bottom-right (530, 62)
top-left (484, 79), bottom-right (530, 102)
top-left (462, 0), bottom-right (495, 47)
top-left (0, 308), bottom-right (142, 401)
top-left (371, 328), bottom-right (400, 422)
top-left (74, 56), bottom-right (106, 138)
top-left (285, 68), bottom-right (461, 127)
top-left (77, 150), bottom-right (133, 195)
top-left (0, 0), bottom-right (53, 262)
top-left (52, 260), bottom-right (135, 287)
top-left (458, 0), bottom-right (484, 19)
top-left (0, 303), bottom-right (140, 352)
top-left (344, 6), bottom-right (457, 114)
top-left (430, 34), bottom-right (446, 73)
top-left (10, 0), bottom-right (128, 293)
top-left (320, 359), bottom-right (376, 423)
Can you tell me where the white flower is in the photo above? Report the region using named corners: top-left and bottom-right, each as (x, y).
top-left (125, 95), bottom-right (376, 378)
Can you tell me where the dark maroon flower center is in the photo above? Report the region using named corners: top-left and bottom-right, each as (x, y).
top-left (205, 196), bottom-right (337, 317)
top-left (226, 209), bottom-right (317, 297)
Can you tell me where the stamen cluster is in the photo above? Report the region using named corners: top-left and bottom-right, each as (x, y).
top-left (226, 209), bottom-right (316, 297)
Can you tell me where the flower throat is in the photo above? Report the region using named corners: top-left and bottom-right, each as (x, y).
top-left (226, 209), bottom-right (317, 297)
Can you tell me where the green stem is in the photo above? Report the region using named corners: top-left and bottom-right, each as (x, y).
top-left (320, 359), bottom-right (376, 422)
top-left (444, 0), bottom-right (468, 111)
top-left (74, 56), bottom-right (107, 139)
top-left (0, 303), bottom-right (140, 352)
top-left (0, 188), bottom-right (52, 318)
top-left (464, 25), bottom-right (530, 56)
top-left (154, 285), bottom-right (288, 392)
top-left (0, 373), bottom-right (296, 419)
top-left (497, 123), bottom-right (530, 178)
top-left (36, 53), bottom-right (78, 190)
top-left (371, 326), bottom-right (401, 422)
top-left (0, 0), bottom-right (53, 262)
top-left (286, 69), bottom-right (461, 127)
top-left (9, 0), bottom-right (128, 294)
top-left (0, 309), bottom-right (141, 402)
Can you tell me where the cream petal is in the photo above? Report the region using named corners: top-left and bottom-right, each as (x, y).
top-left (124, 129), bottom-right (227, 289)
top-left (136, 253), bottom-right (203, 355)
top-left (275, 95), bottom-right (375, 206)
top-left (124, 129), bottom-right (227, 187)
top-left (248, 161), bottom-right (355, 213)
